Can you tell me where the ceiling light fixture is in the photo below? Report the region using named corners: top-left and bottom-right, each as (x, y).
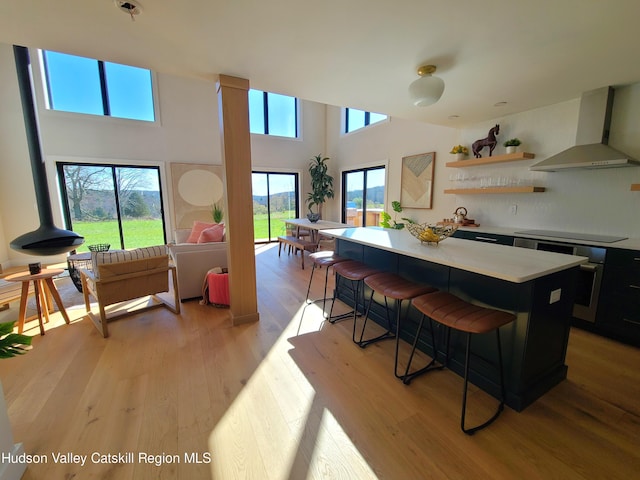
top-left (409, 65), bottom-right (445, 107)
top-left (114, 0), bottom-right (142, 21)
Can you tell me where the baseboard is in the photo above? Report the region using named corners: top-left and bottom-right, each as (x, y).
top-left (0, 442), bottom-right (27, 480)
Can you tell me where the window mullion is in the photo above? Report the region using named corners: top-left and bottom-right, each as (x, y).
top-left (263, 91), bottom-right (269, 135)
top-left (98, 61), bottom-right (110, 116)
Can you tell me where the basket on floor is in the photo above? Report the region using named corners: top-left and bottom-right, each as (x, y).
top-left (88, 244), bottom-right (110, 252)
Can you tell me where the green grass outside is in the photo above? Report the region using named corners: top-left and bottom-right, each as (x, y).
top-left (73, 219), bottom-right (164, 252)
top-left (73, 211), bottom-right (297, 250)
top-left (253, 210), bottom-right (295, 241)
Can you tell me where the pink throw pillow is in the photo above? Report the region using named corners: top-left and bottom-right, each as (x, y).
top-left (198, 224), bottom-right (225, 243)
top-left (186, 221), bottom-right (216, 243)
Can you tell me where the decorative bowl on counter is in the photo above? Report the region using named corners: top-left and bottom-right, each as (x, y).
top-left (406, 223), bottom-right (459, 245)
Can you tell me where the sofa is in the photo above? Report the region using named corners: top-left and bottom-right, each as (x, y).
top-left (168, 228), bottom-right (228, 301)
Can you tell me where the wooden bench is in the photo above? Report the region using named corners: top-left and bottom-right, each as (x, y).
top-left (277, 236), bottom-right (318, 269)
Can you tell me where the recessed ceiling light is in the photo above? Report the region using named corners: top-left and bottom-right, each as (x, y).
top-left (494, 101), bottom-right (508, 107)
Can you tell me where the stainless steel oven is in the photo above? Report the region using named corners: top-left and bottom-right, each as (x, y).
top-left (514, 238), bottom-right (606, 322)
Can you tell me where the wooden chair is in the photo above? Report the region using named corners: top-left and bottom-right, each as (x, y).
top-left (80, 249), bottom-right (180, 338)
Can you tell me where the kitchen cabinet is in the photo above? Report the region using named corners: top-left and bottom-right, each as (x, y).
top-left (596, 248), bottom-right (640, 346)
top-left (454, 230), bottom-right (515, 246)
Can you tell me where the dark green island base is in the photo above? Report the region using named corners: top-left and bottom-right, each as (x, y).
top-left (334, 237), bottom-right (580, 412)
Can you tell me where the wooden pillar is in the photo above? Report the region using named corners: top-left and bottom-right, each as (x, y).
top-left (216, 75), bottom-right (259, 325)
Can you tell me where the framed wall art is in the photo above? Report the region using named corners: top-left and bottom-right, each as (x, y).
top-left (400, 152), bottom-right (435, 209)
top-left (170, 162), bottom-right (225, 228)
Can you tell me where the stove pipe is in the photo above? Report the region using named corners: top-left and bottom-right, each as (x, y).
top-left (10, 45), bottom-right (84, 256)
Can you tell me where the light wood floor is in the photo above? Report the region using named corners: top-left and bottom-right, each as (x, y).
top-left (1, 243), bottom-right (639, 479)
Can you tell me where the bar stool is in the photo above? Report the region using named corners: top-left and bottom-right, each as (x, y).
top-left (305, 251), bottom-right (347, 317)
top-left (328, 260), bottom-right (380, 326)
top-left (358, 272), bottom-right (438, 381)
top-left (411, 291), bottom-right (516, 435)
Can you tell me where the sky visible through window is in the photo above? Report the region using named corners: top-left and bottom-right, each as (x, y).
top-left (249, 89), bottom-right (297, 138)
top-left (42, 50), bottom-right (155, 122)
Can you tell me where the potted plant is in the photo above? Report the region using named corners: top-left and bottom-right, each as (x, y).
top-left (306, 154), bottom-right (334, 222)
top-left (0, 321), bottom-right (31, 480)
top-left (211, 202), bottom-right (224, 223)
top-left (449, 145), bottom-right (469, 160)
top-left (503, 138), bottom-right (521, 154)
top-left (380, 201), bottom-right (415, 230)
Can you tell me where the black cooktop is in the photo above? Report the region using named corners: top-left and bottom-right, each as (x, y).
top-left (515, 229), bottom-right (627, 243)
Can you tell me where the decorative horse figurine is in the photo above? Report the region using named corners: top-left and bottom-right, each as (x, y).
top-left (472, 124), bottom-right (500, 158)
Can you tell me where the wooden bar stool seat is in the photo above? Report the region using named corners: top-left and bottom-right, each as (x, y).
top-left (359, 272), bottom-right (437, 381)
top-left (411, 291), bottom-right (516, 435)
top-left (328, 260), bottom-right (380, 326)
top-left (305, 251), bottom-right (348, 317)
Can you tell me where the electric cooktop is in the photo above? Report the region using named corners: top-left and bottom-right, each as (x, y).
top-left (514, 229), bottom-right (627, 243)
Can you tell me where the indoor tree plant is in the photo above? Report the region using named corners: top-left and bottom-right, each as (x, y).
top-left (1, 321), bottom-right (31, 480)
top-left (306, 154), bottom-right (334, 222)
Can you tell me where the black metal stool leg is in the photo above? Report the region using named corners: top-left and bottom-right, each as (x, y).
top-left (401, 314), bottom-right (443, 384)
top-left (355, 289), bottom-right (395, 348)
top-left (460, 329), bottom-right (506, 435)
top-left (305, 263), bottom-right (317, 304)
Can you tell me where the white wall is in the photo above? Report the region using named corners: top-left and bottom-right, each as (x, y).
top-left (327, 90), bottom-right (640, 239)
top-left (325, 107), bottom-right (458, 224)
top-left (0, 42), bottom-right (326, 267)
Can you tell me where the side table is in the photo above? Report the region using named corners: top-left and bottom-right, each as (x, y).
top-left (5, 268), bottom-right (70, 335)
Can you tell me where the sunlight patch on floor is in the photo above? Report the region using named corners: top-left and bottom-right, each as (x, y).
top-left (209, 300), bottom-right (376, 479)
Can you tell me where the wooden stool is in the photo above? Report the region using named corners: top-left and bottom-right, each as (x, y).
top-left (328, 260), bottom-right (380, 327)
top-left (305, 251), bottom-right (347, 318)
top-left (412, 291), bottom-right (516, 435)
top-left (359, 272), bottom-right (437, 381)
top-left (277, 236), bottom-right (317, 269)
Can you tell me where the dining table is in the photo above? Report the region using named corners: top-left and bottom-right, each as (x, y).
top-left (284, 218), bottom-right (350, 245)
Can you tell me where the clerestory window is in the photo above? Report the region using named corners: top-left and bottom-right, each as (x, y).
top-left (249, 89), bottom-right (298, 138)
top-left (41, 50), bottom-right (156, 122)
top-left (344, 108), bottom-right (387, 133)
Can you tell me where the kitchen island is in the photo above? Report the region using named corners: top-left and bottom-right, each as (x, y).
top-left (322, 227), bottom-right (588, 411)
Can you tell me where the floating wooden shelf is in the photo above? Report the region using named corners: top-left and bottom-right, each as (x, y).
top-left (444, 186), bottom-right (546, 195)
top-left (446, 152), bottom-right (536, 168)
top-left (631, 184), bottom-right (640, 191)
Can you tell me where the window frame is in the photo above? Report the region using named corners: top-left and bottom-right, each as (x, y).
top-left (249, 89), bottom-right (299, 138)
top-left (55, 160), bottom-right (167, 251)
top-left (37, 49), bottom-right (159, 124)
top-left (343, 108), bottom-right (388, 134)
top-left (341, 164), bottom-right (387, 226)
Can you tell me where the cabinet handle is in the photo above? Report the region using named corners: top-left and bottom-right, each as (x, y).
top-left (623, 318), bottom-right (640, 326)
top-left (630, 284), bottom-right (640, 289)
top-left (634, 257), bottom-right (640, 262)
top-left (475, 236), bottom-right (498, 242)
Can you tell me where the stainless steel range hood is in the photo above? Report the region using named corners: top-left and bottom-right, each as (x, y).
top-left (530, 87), bottom-right (640, 171)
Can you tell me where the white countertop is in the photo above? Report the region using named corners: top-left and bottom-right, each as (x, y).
top-left (323, 227), bottom-right (587, 284)
top-left (457, 225), bottom-right (640, 250)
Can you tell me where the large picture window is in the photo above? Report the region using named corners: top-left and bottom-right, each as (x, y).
top-left (342, 166), bottom-right (386, 226)
top-left (249, 89), bottom-right (298, 138)
top-left (252, 172), bottom-right (300, 242)
top-left (57, 162), bottom-right (166, 251)
top-left (41, 50), bottom-right (155, 122)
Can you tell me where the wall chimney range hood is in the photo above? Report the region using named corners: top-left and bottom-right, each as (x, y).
top-left (10, 45), bottom-right (84, 256)
top-left (530, 87), bottom-right (640, 171)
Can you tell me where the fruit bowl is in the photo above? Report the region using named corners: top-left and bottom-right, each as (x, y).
top-left (406, 223), bottom-right (459, 245)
